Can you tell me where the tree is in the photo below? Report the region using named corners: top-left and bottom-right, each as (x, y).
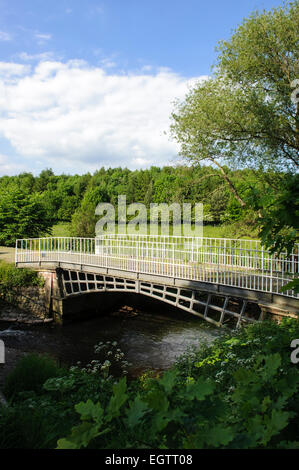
top-left (70, 186), bottom-right (109, 237)
top-left (170, 1), bottom-right (299, 205)
top-left (0, 187), bottom-right (52, 246)
top-left (255, 173), bottom-right (299, 255)
top-left (34, 168), bottom-right (56, 192)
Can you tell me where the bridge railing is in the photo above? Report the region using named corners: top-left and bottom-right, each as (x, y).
top-left (15, 236), bottom-right (299, 299)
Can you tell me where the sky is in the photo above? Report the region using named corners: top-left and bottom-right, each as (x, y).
top-left (0, 0), bottom-right (285, 175)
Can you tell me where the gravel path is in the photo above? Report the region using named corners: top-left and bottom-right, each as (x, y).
top-left (0, 247), bottom-right (15, 264)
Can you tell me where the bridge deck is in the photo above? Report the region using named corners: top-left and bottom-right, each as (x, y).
top-left (15, 249), bottom-right (298, 300)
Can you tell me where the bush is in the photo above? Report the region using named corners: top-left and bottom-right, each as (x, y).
top-left (0, 362), bottom-right (115, 448)
top-left (2, 320), bottom-right (299, 449)
top-left (4, 353), bottom-right (63, 400)
top-left (0, 261), bottom-right (43, 296)
top-left (57, 352), bottom-right (299, 449)
top-left (175, 318), bottom-right (299, 388)
top-left (0, 403), bottom-right (63, 449)
top-left (56, 319), bottom-right (299, 449)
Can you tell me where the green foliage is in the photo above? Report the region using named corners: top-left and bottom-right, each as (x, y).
top-left (0, 354), bottom-right (118, 448)
top-left (177, 319), bottom-right (299, 388)
top-left (4, 353), bottom-right (63, 400)
top-left (248, 173), bottom-right (299, 294)
top-left (281, 277), bottom-right (299, 295)
top-left (0, 186), bottom-right (52, 246)
top-left (1, 320), bottom-right (298, 449)
top-left (57, 352), bottom-right (299, 449)
top-left (70, 186), bottom-right (109, 237)
top-left (0, 165), bottom-right (281, 238)
top-left (51, 222), bottom-right (71, 237)
top-left (0, 261), bottom-right (43, 296)
top-left (56, 319), bottom-right (299, 449)
top-left (0, 402), bottom-right (68, 449)
top-left (256, 174), bottom-right (299, 255)
top-left (170, 1), bottom-right (298, 215)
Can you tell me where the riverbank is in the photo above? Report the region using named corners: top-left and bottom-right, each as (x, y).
top-left (0, 299), bottom-right (52, 324)
top-left (0, 261), bottom-right (51, 322)
top-left (1, 317), bottom-right (298, 449)
top-left (0, 301), bottom-right (220, 392)
top-left (0, 301), bottom-right (53, 391)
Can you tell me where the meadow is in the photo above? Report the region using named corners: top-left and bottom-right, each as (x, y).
top-left (51, 222), bottom-right (258, 240)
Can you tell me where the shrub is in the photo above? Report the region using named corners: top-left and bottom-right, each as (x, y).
top-left (0, 261), bottom-right (43, 296)
top-left (4, 353), bottom-right (63, 400)
top-left (0, 403), bottom-right (64, 449)
top-left (2, 320), bottom-right (299, 449)
top-left (0, 364), bottom-right (115, 448)
top-left (56, 319), bottom-right (299, 449)
top-left (57, 352), bottom-right (299, 449)
top-left (175, 318), bottom-right (299, 389)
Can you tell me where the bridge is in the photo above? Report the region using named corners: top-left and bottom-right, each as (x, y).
top-left (15, 235), bottom-right (299, 327)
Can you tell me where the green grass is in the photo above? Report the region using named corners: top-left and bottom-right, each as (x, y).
top-left (203, 224), bottom-right (258, 239)
top-left (51, 222), bottom-right (258, 240)
top-left (202, 225), bottom-right (227, 238)
top-left (4, 353), bottom-right (64, 401)
top-left (51, 223), bottom-right (71, 237)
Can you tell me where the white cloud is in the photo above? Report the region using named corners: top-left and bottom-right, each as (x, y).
top-left (0, 31), bottom-right (12, 41)
top-left (100, 57), bottom-right (117, 69)
top-left (0, 154), bottom-right (26, 174)
top-left (16, 51), bottom-right (60, 62)
top-left (0, 62), bottom-right (31, 79)
top-left (0, 59), bottom-right (207, 173)
top-left (35, 33), bottom-right (52, 41)
top-left (35, 33), bottom-right (52, 46)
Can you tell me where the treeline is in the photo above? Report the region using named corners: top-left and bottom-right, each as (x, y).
top-left (0, 165), bottom-right (288, 244)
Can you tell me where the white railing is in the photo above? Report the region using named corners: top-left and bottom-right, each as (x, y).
top-left (15, 235), bottom-right (299, 299)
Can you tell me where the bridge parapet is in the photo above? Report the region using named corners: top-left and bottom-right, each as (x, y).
top-left (15, 235), bottom-right (299, 300)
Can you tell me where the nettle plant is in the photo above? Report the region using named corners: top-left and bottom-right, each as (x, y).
top-left (75, 341), bottom-right (132, 380)
top-left (42, 341), bottom-right (133, 404)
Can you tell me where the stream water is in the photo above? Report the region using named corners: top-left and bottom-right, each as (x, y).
top-left (0, 303), bottom-right (221, 377)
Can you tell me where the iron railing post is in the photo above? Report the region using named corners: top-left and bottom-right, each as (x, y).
top-left (13, 236), bottom-right (299, 299)
top-left (270, 254), bottom-right (273, 293)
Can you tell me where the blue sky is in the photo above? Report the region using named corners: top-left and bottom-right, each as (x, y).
top-left (0, 0), bottom-right (285, 175)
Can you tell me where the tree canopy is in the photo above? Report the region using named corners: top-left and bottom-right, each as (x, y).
top-left (0, 186), bottom-right (52, 246)
top-left (170, 1), bottom-right (299, 201)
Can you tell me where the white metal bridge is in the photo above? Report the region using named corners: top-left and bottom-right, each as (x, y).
top-left (15, 235), bottom-right (299, 326)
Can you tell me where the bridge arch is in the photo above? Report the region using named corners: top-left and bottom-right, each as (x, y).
top-left (15, 235), bottom-right (299, 326)
top-left (58, 268), bottom-right (262, 327)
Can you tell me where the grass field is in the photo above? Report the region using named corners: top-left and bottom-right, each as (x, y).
top-left (51, 223), bottom-right (71, 237)
top-left (0, 223), bottom-right (258, 266)
top-left (51, 223), bottom-right (258, 240)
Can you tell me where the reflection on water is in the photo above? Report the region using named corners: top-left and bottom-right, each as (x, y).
top-left (0, 306), bottom-right (220, 376)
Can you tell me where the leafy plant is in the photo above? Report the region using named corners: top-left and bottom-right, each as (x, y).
top-left (56, 348), bottom-right (299, 449)
top-left (0, 261), bottom-right (43, 296)
top-left (4, 353), bottom-right (63, 401)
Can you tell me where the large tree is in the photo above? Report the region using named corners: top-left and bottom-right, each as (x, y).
top-left (170, 1), bottom-right (299, 205)
top-left (0, 187), bottom-right (52, 246)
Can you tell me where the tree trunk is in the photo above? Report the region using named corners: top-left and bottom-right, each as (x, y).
top-left (208, 157), bottom-right (246, 207)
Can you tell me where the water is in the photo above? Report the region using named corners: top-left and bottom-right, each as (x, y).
top-left (0, 304), bottom-right (220, 377)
